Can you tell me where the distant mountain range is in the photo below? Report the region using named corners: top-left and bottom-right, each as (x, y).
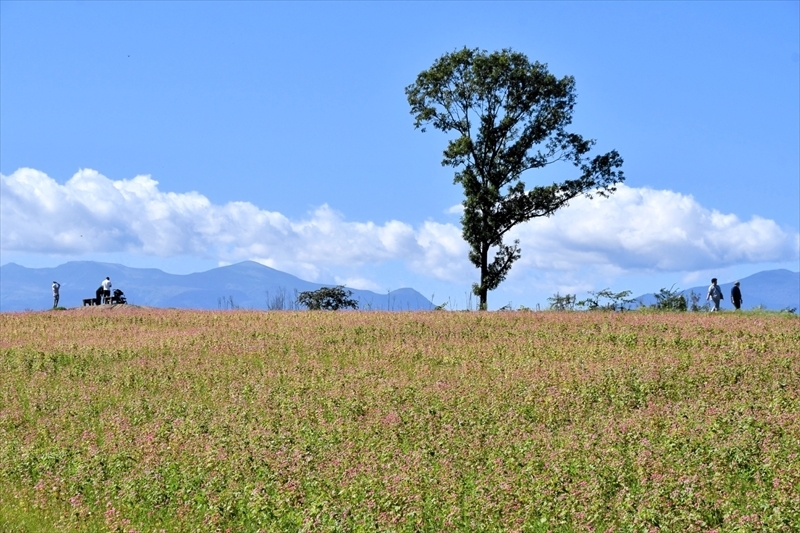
top-left (0, 261), bottom-right (435, 312)
top-left (2, 261), bottom-right (797, 313)
top-left (634, 269), bottom-right (800, 311)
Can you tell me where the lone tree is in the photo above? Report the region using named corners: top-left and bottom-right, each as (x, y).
top-left (297, 286), bottom-right (359, 311)
top-left (406, 47), bottom-right (624, 309)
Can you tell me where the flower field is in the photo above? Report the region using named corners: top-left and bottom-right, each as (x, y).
top-left (1, 307), bottom-right (798, 532)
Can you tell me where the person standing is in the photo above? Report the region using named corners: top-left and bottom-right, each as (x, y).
top-left (52, 281), bottom-right (61, 308)
top-left (731, 281), bottom-right (743, 310)
top-left (707, 278), bottom-right (724, 312)
top-left (101, 277), bottom-right (112, 303)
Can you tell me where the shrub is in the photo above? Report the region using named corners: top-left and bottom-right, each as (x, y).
top-left (653, 285), bottom-right (687, 311)
top-left (688, 290), bottom-right (710, 312)
top-left (547, 292), bottom-right (576, 311)
top-left (577, 288), bottom-right (635, 311)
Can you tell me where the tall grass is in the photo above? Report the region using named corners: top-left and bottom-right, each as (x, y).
top-left (1, 307), bottom-right (798, 532)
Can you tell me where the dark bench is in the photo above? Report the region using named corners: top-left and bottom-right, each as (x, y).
top-left (83, 294), bottom-right (126, 306)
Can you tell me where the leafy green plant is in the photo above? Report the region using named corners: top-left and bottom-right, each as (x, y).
top-left (547, 292), bottom-right (576, 311)
top-left (577, 288), bottom-right (635, 311)
top-left (688, 290), bottom-right (710, 312)
top-left (653, 285), bottom-right (687, 311)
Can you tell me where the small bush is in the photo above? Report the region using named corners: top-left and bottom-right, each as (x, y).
top-left (653, 285), bottom-right (687, 311)
top-left (578, 289), bottom-right (635, 311)
top-left (688, 290), bottom-right (710, 312)
top-left (547, 292), bottom-right (576, 311)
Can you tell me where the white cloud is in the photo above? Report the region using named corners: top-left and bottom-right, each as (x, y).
top-left (445, 204), bottom-right (464, 215)
top-left (410, 221), bottom-right (471, 282)
top-left (508, 184), bottom-right (799, 274)
top-left (2, 169), bottom-right (797, 287)
top-left (333, 276), bottom-right (383, 292)
top-left (0, 168), bottom-right (464, 282)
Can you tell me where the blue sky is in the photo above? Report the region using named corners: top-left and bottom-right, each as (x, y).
top-left (2, 1), bottom-right (798, 309)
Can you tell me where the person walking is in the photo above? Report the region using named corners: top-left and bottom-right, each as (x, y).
top-left (707, 278), bottom-right (724, 312)
top-left (52, 281), bottom-right (61, 308)
top-left (731, 281), bottom-right (743, 310)
top-left (101, 277), bottom-right (112, 303)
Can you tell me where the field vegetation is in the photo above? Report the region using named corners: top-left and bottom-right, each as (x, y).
top-left (1, 307), bottom-right (798, 532)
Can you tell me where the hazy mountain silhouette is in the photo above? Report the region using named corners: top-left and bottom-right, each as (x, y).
top-left (634, 269), bottom-right (799, 311)
top-left (0, 261), bottom-right (434, 311)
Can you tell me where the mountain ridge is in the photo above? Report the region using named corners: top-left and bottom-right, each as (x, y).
top-left (0, 260), bottom-right (434, 311)
top-left (633, 269), bottom-right (800, 311)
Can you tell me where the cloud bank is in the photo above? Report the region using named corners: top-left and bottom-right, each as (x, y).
top-left (2, 168), bottom-right (797, 284)
top-left (0, 168), bottom-right (469, 283)
top-left (509, 185), bottom-right (799, 273)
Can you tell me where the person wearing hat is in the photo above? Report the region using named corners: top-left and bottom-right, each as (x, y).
top-left (707, 278), bottom-right (723, 311)
top-left (52, 281), bottom-right (61, 308)
top-left (731, 281), bottom-right (743, 310)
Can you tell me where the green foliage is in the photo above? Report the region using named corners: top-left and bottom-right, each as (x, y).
top-left (577, 288), bottom-right (635, 311)
top-left (547, 292), bottom-right (577, 311)
top-left (406, 47), bottom-right (624, 309)
top-left (688, 290), bottom-right (710, 312)
top-left (297, 286), bottom-right (359, 311)
top-left (653, 285), bottom-right (688, 311)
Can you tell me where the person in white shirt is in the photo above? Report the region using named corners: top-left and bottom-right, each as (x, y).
top-left (101, 277), bottom-right (112, 303)
top-left (706, 278), bottom-right (723, 312)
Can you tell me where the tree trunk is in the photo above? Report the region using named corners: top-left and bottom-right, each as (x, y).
top-left (479, 244), bottom-right (488, 310)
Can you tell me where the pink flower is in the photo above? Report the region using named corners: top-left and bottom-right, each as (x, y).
top-left (382, 412), bottom-right (401, 425)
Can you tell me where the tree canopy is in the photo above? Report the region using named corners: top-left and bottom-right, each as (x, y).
top-left (406, 47), bottom-right (624, 309)
top-left (297, 286), bottom-right (359, 311)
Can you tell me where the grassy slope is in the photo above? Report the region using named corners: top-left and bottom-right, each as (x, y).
top-left (1, 307), bottom-right (798, 532)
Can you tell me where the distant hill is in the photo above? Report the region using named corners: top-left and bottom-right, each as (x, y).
top-left (0, 261), bottom-right (435, 312)
top-left (634, 269), bottom-right (800, 311)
